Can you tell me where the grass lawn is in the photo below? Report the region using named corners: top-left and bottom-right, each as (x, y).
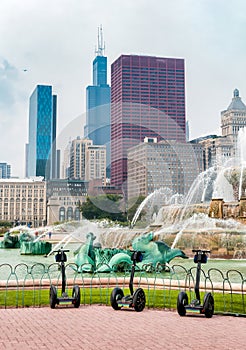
top-left (0, 287), bottom-right (245, 315)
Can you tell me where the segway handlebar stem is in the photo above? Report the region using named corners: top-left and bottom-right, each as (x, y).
top-left (193, 250), bottom-right (210, 301)
top-left (129, 250), bottom-right (144, 295)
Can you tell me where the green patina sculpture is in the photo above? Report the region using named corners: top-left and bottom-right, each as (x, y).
top-left (74, 232), bottom-right (130, 272)
top-left (131, 232), bottom-right (188, 270)
top-left (20, 240), bottom-right (52, 255)
top-left (0, 230), bottom-right (52, 255)
top-left (73, 232), bottom-right (97, 272)
top-left (0, 231), bottom-right (20, 248)
top-left (19, 231), bottom-right (35, 242)
top-left (19, 231), bottom-right (52, 255)
top-left (74, 231), bottom-right (188, 273)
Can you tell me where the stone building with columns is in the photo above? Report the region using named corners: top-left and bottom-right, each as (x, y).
top-left (0, 177), bottom-right (46, 227)
top-left (192, 89), bottom-right (246, 170)
top-left (46, 179), bottom-right (88, 225)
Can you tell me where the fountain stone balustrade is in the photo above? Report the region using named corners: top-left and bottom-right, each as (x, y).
top-left (208, 197), bottom-right (246, 223)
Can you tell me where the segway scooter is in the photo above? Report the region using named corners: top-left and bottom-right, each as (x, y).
top-left (110, 250), bottom-right (146, 312)
top-left (177, 249), bottom-right (214, 318)
top-left (49, 248), bottom-right (80, 308)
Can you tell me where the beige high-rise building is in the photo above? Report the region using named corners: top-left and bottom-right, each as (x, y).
top-left (69, 137), bottom-right (93, 180)
top-left (127, 138), bottom-right (203, 199)
top-left (221, 88), bottom-right (246, 147)
top-left (86, 145), bottom-right (106, 185)
top-left (61, 140), bottom-right (71, 179)
top-left (0, 177), bottom-right (46, 227)
top-left (197, 135), bottom-right (233, 169)
top-left (68, 137), bottom-right (106, 185)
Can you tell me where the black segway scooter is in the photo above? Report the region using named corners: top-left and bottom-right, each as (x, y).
top-left (177, 249), bottom-right (214, 318)
top-left (110, 250), bottom-right (146, 312)
top-left (49, 248), bottom-right (80, 309)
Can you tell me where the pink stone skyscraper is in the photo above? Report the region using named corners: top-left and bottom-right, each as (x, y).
top-left (110, 54), bottom-right (186, 188)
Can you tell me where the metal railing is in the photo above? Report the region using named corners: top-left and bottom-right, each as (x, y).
top-left (0, 262), bottom-right (245, 316)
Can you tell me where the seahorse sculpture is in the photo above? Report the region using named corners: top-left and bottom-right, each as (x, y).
top-left (74, 232), bottom-right (97, 272)
top-left (131, 231), bottom-right (188, 270)
top-left (73, 231), bottom-right (188, 273)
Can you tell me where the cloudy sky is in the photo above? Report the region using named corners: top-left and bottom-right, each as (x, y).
top-left (0, 0), bottom-right (246, 177)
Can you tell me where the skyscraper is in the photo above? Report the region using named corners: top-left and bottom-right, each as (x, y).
top-left (69, 137), bottom-right (106, 185)
top-left (69, 137), bottom-right (93, 180)
top-left (0, 163), bottom-right (11, 179)
top-left (128, 138), bottom-right (203, 198)
top-left (26, 85), bottom-right (57, 180)
top-left (84, 26), bottom-right (111, 176)
top-left (110, 54), bottom-right (186, 188)
top-left (221, 88), bottom-right (246, 146)
top-left (196, 88), bottom-right (246, 169)
top-left (86, 144), bottom-right (106, 185)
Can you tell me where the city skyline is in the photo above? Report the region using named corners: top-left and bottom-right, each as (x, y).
top-left (0, 0), bottom-right (245, 177)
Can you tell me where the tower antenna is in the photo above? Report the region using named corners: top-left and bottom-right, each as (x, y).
top-left (95, 24), bottom-right (105, 56)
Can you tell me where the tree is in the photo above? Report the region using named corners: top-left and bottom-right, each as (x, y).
top-left (78, 195), bottom-right (127, 222)
top-left (127, 196), bottom-right (146, 222)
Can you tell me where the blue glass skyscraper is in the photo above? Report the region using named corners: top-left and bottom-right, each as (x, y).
top-left (84, 26), bottom-right (111, 176)
top-left (26, 85), bottom-right (57, 179)
top-left (0, 163), bottom-right (11, 178)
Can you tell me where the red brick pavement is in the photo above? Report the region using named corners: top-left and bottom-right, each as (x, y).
top-left (0, 306), bottom-right (245, 350)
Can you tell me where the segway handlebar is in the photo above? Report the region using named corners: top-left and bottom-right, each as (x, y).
top-left (54, 248), bottom-right (69, 263)
top-left (192, 249), bottom-right (210, 254)
top-left (130, 250), bottom-right (145, 263)
top-left (193, 249), bottom-right (210, 264)
top-left (52, 248), bottom-right (70, 253)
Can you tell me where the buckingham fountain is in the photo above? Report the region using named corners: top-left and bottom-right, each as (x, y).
top-left (1, 128), bottom-right (246, 269)
top-left (44, 151), bottom-right (246, 266)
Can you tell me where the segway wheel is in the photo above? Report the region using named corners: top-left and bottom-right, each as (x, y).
top-left (50, 285), bottom-right (57, 309)
top-left (110, 287), bottom-right (124, 310)
top-left (177, 291), bottom-right (188, 316)
top-left (72, 285), bottom-right (81, 308)
top-left (133, 288), bottom-right (146, 312)
top-left (203, 292), bottom-right (214, 318)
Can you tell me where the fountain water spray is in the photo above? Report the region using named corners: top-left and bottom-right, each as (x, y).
top-left (238, 128), bottom-right (246, 199)
top-left (131, 187), bottom-right (185, 228)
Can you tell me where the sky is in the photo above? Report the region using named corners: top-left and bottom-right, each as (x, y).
top-left (0, 0), bottom-right (246, 177)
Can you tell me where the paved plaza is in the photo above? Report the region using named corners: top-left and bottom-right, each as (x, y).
top-left (0, 305), bottom-right (245, 349)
